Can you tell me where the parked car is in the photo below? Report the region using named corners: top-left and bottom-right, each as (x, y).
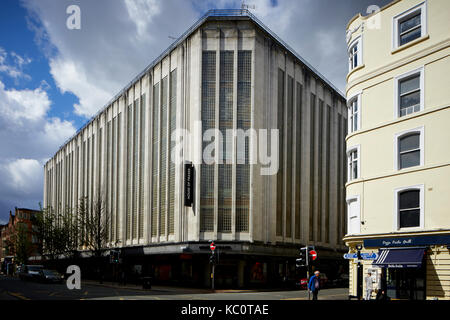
top-left (332, 273), bottom-right (349, 288)
top-left (37, 269), bottom-right (64, 284)
top-left (19, 265), bottom-right (44, 281)
top-left (296, 278), bottom-right (309, 290)
top-left (296, 273), bottom-right (329, 290)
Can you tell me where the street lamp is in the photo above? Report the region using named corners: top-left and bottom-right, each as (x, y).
top-left (355, 243), bottom-right (363, 300)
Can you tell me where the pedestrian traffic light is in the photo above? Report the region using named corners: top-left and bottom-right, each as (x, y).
top-left (296, 248), bottom-right (307, 267)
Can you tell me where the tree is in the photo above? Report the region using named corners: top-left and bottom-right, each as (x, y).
top-left (14, 223), bottom-right (33, 265)
top-left (82, 196), bottom-right (109, 283)
top-left (35, 206), bottom-right (59, 261)
top-left (84, 196), bottom-right (109, 258)
top-left (35, 195), bottom-right (110, 282)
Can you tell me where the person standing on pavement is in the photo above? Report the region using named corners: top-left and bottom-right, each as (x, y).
top-left (376, 272), bottom-right (388, 300)
top-left (308, 270), bottom-right (321, 300)
top-left (365, 272), bottom-right (374, 300)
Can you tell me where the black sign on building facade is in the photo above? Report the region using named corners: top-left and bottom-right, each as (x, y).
top-left (184, 162), bottom-right (194, 207)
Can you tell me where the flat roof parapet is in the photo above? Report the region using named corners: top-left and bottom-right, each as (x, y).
top-left (52, 8), bottom-right (344, 160)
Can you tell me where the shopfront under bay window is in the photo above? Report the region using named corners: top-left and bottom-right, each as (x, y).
top-left (386, 265), bottom-right (426, 300)
top-left (373, 247), bottom-right (426, 300)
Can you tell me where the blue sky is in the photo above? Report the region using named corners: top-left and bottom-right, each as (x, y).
top-left (0, 0), bottom-right (391, 224)
top-left (0, 0), bottom-right (84, 129)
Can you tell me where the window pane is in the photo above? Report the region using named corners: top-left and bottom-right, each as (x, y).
top-left (400, 27), bottom-right (421, 46)
top-left (400, 150), bottom-right (420, 169)
top-left (399, 133), bottom-right (419, 152)
top-left (400, 90), bottom-right (420, 109)
top-left (400, 75), bottom-right (420, 95)
top-left (399, 13), bottom-right (421, 33)
top-left (353, 100), bottom-right (358, 112)
top-left (399, 190), bottom-right (420, 210)
top-left (400, 209), bottom-right (420, 228)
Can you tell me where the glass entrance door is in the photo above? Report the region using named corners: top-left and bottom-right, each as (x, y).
top-left (386, 265), bottom-right (426, 300)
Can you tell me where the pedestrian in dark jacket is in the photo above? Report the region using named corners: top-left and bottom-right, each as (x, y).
top-left (308, 270), bottom-right (321, 300)
top-left (376, 273), bottom-right (388, 300)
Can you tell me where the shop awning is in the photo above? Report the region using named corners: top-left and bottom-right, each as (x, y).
top-left (373, 247), bottom-right (426, 268)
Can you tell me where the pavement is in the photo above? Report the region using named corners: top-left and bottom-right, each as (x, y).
top-left (82, 279), bottom-right (297, 294)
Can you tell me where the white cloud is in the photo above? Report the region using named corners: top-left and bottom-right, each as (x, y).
top-left (43, 116), bottom-right (78, 145)
top-left (49, 57), bottom-right (111, 117)
top-left (22, 0), bottom-right (199, 118)
top-left (3, 159), bottom-right (42, 195)
top-left (0, 81), bottom-right (50, 122)
top-left (0, 77), bottom-right (76, 215)
top-left (124, 0), bottom-right (161, 40)
top-left (0, 47), bottom-right (32, 81)
top-left (0, 79), bottom-right (76, 157)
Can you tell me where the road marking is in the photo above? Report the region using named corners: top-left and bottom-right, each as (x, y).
top-left (7, 292), bottom-right (30, 300)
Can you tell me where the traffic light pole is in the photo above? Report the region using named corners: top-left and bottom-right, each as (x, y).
top-left (212, 262), bottom-right (215, 290)
top-left (306, 248), bottom-right (310, 301)
top-left (209, 241), bottom-right (217, 291)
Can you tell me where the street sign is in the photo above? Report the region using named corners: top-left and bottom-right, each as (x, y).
top-left (343, 253), bottom-right (358, 259)
top-left (343, 253), bottom-right (378, 260)
top-left (210, 242), bottom-right (216, 251)
top-left (309, 250), bottom-right (317, 261)
top-left (361, 253), bottom-right (378, 260)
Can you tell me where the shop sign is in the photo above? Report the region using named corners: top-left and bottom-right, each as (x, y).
top-left (364, 234), bottom-right (450, 248)
top-left (387, 264), bottom-right (420, 268)
top-left (184, 162), bottom-right (194, 207)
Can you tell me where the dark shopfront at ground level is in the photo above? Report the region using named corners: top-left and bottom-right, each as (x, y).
top-left (43, 241), bottom-right (348, 289)
top-left (362, 233), bottom-right (450, 300)
top-left (102, 242), bottom-right (347, 289)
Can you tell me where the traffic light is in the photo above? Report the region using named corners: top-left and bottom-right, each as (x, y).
top-left (296, 248), bottom-right (307, 267)
top-left (209, 252), bottom-right (216, 265)
top-left (110, 250), bottom-right (120, 264)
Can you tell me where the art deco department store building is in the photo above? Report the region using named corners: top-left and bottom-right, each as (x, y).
top-left (43, 10), bottom-right (348, 287)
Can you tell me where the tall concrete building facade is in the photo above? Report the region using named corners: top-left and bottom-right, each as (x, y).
top-left (43, 10), bottom-right (348, 287)
top-left (344, 0), bottom-right (450, 299)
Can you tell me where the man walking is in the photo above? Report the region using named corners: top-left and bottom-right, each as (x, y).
top-left (308, 270), bottom-right (321, 300)
top-left (365, 272), bottom-right (374, 300)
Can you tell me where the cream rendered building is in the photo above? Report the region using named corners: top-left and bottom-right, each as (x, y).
top-left (344, 0), bottom-right (450, 300)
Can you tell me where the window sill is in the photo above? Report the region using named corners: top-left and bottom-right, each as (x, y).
top-left (396, 164), bottom-right (422, 172)
top-left (395, 227), bottom-right (423, 232)
top-left (391, 34), bottom-right (429, 55)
